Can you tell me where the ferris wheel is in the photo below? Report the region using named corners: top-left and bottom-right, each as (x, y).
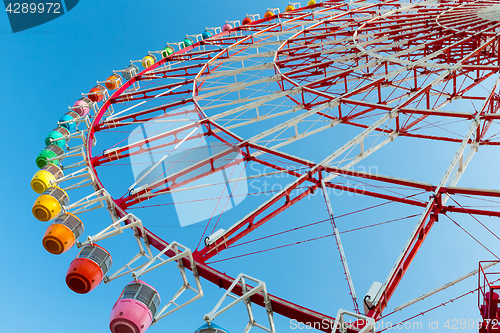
top-left (30, 0), bottom-right (500, 332)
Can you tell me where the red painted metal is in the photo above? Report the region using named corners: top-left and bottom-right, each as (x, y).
top-left (478, 262), bottom-right (500, 333)
top-left (81, 1), bottom-right (500, 332)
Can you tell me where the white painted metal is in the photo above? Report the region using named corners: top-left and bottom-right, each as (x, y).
top-left (65, 188), bottom-right (111, 214)
top-left (374, 117), bottom-right (481, 306)
top-left (394, 261), bottom-right (500, 312)
top-left (133, 101), bottom-right (335, 201)
top-left (364, 282), bottom-right (383, 315)
top-left (127, 124), bottom-right (200, 192)
top-left (374, 75), bottom-right (500, 306)
top-left (61, 2), bottom-right (500, 329)
top-left (205, 229), bottom-right (227, 246)
top-left (332, 309), bottom-right (375, 333)
top-left (322, 180), bottom-right (358, 306)
top-left (55, 166), bottom-right (93, 186)
top-left (137, 242), bottom-right (203, 324)
top-left (79, 213), bottom-right (145, 247)
top-left (203, 273), bottom-right (275, 333)
top-left (208, 111), bottom-right (396, 246)
top-left (86, 213), bottom-right (205, 324)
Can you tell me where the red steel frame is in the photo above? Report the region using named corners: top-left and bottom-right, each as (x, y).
top-left (478, 261), bottom-right (500, 333)
top-left (83, 1), bottom-right (500, 332)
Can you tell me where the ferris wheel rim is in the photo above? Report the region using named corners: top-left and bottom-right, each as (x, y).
top-left (79, 0), bottom-right (500, 331)
top-left (82, 2), bottom-right (351, 328)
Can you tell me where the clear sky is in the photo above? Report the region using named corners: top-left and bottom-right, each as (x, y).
top-left (2, 1), bottom-right (500, 333)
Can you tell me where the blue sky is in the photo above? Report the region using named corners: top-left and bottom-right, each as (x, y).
top-left (2, 1), bottom-right (500, 333)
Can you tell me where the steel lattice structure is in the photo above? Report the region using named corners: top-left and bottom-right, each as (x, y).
top-left (35, 0), bottom-right (500, 332)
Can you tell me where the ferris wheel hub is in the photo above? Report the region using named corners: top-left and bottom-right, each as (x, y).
top-left (477, 5), bottom-right (500, 21)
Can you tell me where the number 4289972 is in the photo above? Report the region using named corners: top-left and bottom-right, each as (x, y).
top-left (5, 3), bottom-right (62, 14)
